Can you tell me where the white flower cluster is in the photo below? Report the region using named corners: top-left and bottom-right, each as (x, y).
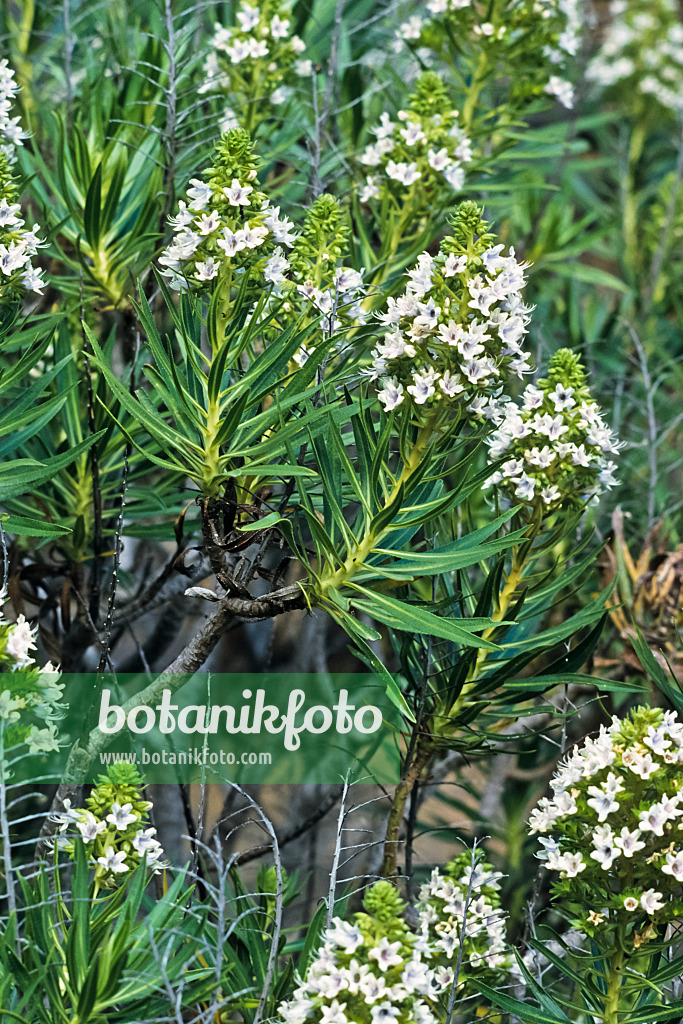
top-left (0, 170), bottom-right (47, 300)
top-left (0, 64), bottom-right (46, 301)
top-left (415, 853), bottom-right (513, 1005)
top-left (586, 0), bottom-right (683, 115)
top-left (358, 73), bottom-right (473, 205)
top-left (394, 0), bottom-right (580, 111)
top-left (371, 204), bottom-right (532, 417)
top-left (160, 128), bottom-right (294, 294)
top-left (264, 194), bottom-right (367, 365)
top-left (198, 1), bottom-right (310, 121)
top-left (53, 765), bottom-right (165, 887)
top-left (0, 60), bottom-right (29, 161)
top-left (277, 880), bottom-right (452, 1024)
top-left (0, 608), bottom-right (64, 758)
top-left (485, 348), bottom-right (620, 509)
top-left (529, 706), bottom-right (683, 939)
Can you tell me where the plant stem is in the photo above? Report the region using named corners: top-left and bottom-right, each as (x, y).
top-left (603, 944), bottom-right (625, 1024)
top-left (380, 737), bottom-right (434, 877)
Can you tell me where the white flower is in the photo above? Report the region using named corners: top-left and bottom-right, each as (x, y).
top-left (386, 161), bottom-right (421, 186)
top-left (661, 850), bottom-right (683, 881)
top-left (555, 852), bottom-right (586, 877)
top-left (186, 179), bottom-right (212, 211)
top-left (586, 785), bottom-right (620, 822)
top-left (326, 919), bottom-right (363, 953)
top-left (4, 615), bottom-right (37, 663)
top-left (623, 896), bottom-right (639, 911)
top-left (368, 937), bottom-right (403, 972)
top-left (264, 248), bottom-right (289, 285)
top-left (640, 888), bottom-right (664, 915)
top-left (223, 178), bottom-right (253, 206)
top-left (77, 812), bottom-right (107, 843)
top-left (26, 724), bottom-right (59, 754)
top-left (0, 690), bottom-right (22, 722)
top-left (443, 164), bottom-right (465, 190)
top-left (370, 1004), bottom-right (400, 1024)
top-left (97, 846), bottom-right (129, 874)
top-left (613, 827), bottom-right (645, 858)
top-left (195, 258), bottom-right (219, 281)
top-left (377, 380), bottom-right (405, 411)
top-left (106, 802), bottom-right (139, 830)
top-left (236, 4), bottom-right (260, 31)
top-left (270, 14), bottom-right (290, 39)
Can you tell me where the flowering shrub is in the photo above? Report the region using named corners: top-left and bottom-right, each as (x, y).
top-left (277, 880), bottom-right (451, 1024)
top-left (0, 59), bottom-right (28, 160)
top-left (415, 853), bottom-right (514, 1008)
top-left (0, 154), bottom-right (46, 303)
top-left (265, 193), bottom-right (367, 363)
top-left (530, 706), bottom-right (683, 943)
top-left (586, 0), bottom-right (683, 117)
top-left (395, 0), bottom-right (581, 112)
top-left (198, 0), bottom-right (310, 133)
top-left (370, 201), bottom-right (531, 416)
top-left (485, 348), bottom-right (620, 509)
top-left (0, 608), bottom-right (63, 759)
top-left (160, 127), bottom-right (285, 301)
top-left (358, 73), bottom-right (473, 208)
top-left (55, 763), bottom-right (164, 888)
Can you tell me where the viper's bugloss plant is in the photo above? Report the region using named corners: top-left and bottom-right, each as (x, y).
top-left (530, 706), bottom-right (683, 936)
top-left (53, 763), bottom-right (165, 887)
top-left (415, 853), bottom-right (514, 1007)
top-left (370, 201), bottom-right (531, 419)
top-left (277, 881), bottom-right (453, 1024)
top-left (198, 0), bottom-right (311, 134)
top-left (396, 0), bottom-right (581, 114)
top-left (0, 608), bottom-right (63, 760)
top-left (587, 0), bottom-right (683, 117)
top-left (485, 348), bottom-right (621, 510)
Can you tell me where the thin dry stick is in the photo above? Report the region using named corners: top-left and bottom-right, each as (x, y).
top-left (326, 777), bottom-right (350, 929)
top-left (626, 322), bottom-right (658, 530)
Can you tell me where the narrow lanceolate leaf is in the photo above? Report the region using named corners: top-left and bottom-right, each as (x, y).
top-left (0, 514), bottom-right (72, 537)
top-left (348, 586), bottom-right (504, 650)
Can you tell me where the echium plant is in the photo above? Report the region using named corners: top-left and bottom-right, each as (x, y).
top-left (277, 880), bottom-right (451, 1024)
top-left (524, 706), bottom-right (683, 1022)
top-left (358, 73), bottom-right (474, 277)
top-left (198, 0), bottom-right (310, 135)
top-left (415, 853), bottom-right (514, 1013)
top-left (160, 127), bottom-right (288, 314)
top-left (586, 0), bottom-right (683, 119)
top-left (0, 59), bottom-right (28, 160)
top-left (54, 763), bottom-right (164, 889)
top-left (370, 201), bottom-right (531, 419)
top-left (485, 349), bottom-right (620, 510)
top-left (265, 193), bottom-right (367, 364)
top-left (395, 0), bottom-right (580, 114)
top-left (0, 152), bottom-right (46, 303)
top-left (0, 606), bottom-right (64, 760)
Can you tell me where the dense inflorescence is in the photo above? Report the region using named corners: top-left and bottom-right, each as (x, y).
top-left (586, 0), bottom-right (683, 116)
top-left (369, 202), bottom-right (532, 418)
top-left (0, 153), bottom-right (46, 303)
top-left (264, 194), bottom-right (367, 364)
top-left (415, 852), bottom-right (514, 1009)
top-left (529, 706), bottom-right (683, 944)
top-left (160, 127), bottom-right (291, 297)
top-left (484, 348), bottom-right (620, 510)
top-left (0, 606), bottom-right (64, 760)
top-left (53, 763), bottom-right (165, 888)
top-left (395, 0), bottom-right (581, 111)
top-left (358, 73), bottom-right (474, 210)
top-left (0, 60), bottom-right (29, 160)
top-left (277, 880), bottom-right (453, 1024)
top-left (198, 0), bottom-right (310, 131)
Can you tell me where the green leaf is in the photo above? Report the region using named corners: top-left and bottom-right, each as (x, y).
top-left (348, 587), bottom-right (503, 650)
top-left (0, 514), bottom-right (72, 537)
